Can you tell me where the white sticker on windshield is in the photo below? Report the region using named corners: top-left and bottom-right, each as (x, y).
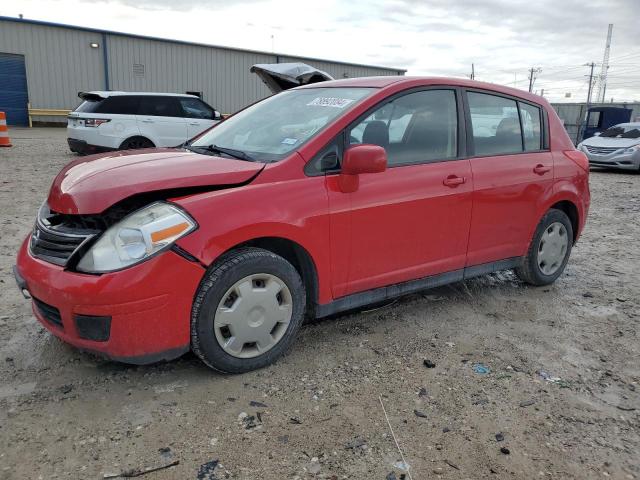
top-left (307, 97), bottom-right (354, 108)
top-left (281, 138), bottom-right (298, 145)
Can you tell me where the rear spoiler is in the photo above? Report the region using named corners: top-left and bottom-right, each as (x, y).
top-left (78, 91), bottom-right (107, 102)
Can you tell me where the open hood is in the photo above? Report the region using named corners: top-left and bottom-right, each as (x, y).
top-left (250, 63), bottom-right (334, 93)
top-left (47, 149), bottom-right (264, 215)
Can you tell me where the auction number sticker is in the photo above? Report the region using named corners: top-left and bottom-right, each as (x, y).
top-left (307, 97), bottom-right (354, 108)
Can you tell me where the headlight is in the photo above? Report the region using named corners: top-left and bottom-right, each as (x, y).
top-left (77, 202), bottom-right (196, 273)
top-left (623, 144), bottom-right (640, 154)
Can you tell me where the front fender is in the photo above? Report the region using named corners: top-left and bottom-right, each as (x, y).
top-left (173, 176), bottom-right (333, 303)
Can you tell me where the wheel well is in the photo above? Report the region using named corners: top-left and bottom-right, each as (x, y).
top-left (119, 136), bottom-right (155, 149)
top-left (550, 201), bottom-right (579, 243)
top-left (234, 237), bottom-right (319, 318)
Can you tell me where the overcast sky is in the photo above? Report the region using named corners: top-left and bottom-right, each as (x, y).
top-left (6, 0), bottom-right (640, 102)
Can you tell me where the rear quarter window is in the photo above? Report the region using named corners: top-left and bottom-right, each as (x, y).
top-left (74, 96), bottom-right (140, 115)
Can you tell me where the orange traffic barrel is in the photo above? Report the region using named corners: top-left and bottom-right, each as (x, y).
top-left (0, 112), bottom-right (11, 147)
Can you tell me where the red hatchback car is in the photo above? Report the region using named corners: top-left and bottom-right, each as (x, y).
top-left (15, 77), bottom-right (590, 373)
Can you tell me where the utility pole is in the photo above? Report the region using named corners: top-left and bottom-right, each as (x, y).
top-left (528, 67), bottom-right (541, 92)
top-left (596, 24), bottom-right (613, 103)
top-left (577, 62), bottom-right (597, 143)
top-left (585, 62), bottom-right (596, 105)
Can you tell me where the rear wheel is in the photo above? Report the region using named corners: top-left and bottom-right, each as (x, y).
top-left (516, 209), bottom-right (573, 286)
top-left (119, 136), bottom-right (154, 150)
top-left (191, 248), bottom-right (305, 373)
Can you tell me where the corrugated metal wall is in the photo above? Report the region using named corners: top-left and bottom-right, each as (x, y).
top-left (0, 21), bottom-right (105, 122)
top-left (0, 18), bottom-right (402, 122)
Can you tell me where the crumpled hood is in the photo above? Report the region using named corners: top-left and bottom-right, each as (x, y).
top-left (48, 148), bottom-right (264, 214)
top-left (250, 63), bottom-right (334, 93)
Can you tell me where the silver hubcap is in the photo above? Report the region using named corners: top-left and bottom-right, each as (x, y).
top-left (537, 222), bottom-right (568, 276)
top-left (214, 273), bottom-right (293, 359)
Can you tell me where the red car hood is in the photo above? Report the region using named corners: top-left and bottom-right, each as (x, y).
top-left (48, 148), bottom-right (264, 214)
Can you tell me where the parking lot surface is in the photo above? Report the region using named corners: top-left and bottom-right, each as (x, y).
top-left (0, 128), bottom-right (638, 479)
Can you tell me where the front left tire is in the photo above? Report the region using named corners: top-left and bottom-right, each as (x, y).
top-left (191, 248), bottom-right (306, 373)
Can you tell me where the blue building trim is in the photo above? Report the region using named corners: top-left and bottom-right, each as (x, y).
top-left (101, 31), bottom-right (109, 90)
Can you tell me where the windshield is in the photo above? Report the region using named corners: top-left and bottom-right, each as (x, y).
top-left (190, 87), bottom-right (373, 162)
top-left (599, 125), bottom-right (640, 139)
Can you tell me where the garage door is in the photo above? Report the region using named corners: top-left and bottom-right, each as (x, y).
top-left (0, 53), bottom-right (28, 126)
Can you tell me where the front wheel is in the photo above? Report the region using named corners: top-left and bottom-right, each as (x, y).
top-left (516, 209), bottom-right (573, 286)
top-left (191, 248), bottom-right (306, 373)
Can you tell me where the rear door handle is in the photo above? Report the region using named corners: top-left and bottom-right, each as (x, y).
top-left (533, 164), bottom-right (551, 175)
top-left (141, 118), bottom-right (154, 123)
top-left (189, 122), bottom-right (200, 126)
top-left (443, 175), bottom-right (466, 187)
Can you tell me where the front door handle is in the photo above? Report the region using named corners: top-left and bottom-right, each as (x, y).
top-left (533, 164), bottom-right (551, 175)
top-left (141, 118), bottom-right (154, 123)
top-left (443, 175), bottom-right (466, 187)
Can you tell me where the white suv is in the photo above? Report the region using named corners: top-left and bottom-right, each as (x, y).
top-left (67, 91), bottom-right (221, 154)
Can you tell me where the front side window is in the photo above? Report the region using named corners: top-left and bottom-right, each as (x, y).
top-left (348, 89), bottom-right (458, 166)
top-left (190, 87), bottom-right (372, 162)
top-left (138, 96), bottom-right (183, 117)
top-left (468, 92), bottom-right (522, 155)
top-left (520, 102), bottom-right (542, 151)
top-left (180, 98), bottom-right (214, 119)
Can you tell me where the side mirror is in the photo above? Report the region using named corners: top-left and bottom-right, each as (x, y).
top-left (213, 110), bottom-right (222, 121)
top-left (593, 131), bottom-right (601, 136)
top-left (342, 144), bottom-right (387, 175)
top-left (338, 144), bottom-right (387, 193)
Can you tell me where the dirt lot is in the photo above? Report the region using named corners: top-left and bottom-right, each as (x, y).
top-left (0, 127), bottom-right (638, 480)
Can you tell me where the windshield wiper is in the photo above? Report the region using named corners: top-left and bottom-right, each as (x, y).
top-left (190, 144), bottom-right (254, 161)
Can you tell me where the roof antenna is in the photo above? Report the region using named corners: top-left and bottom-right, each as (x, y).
top-left (19, 13), bottom-right (24, 19)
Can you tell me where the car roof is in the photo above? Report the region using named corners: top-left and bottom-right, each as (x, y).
top-left (86, 91), bottom-right (198, 98)
top-left (297, 76), bottom-right (547, 104)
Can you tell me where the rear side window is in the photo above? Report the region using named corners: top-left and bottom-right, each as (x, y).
top-left (138, 96), bottom-right (183, 117)
top-left (349, 89), bottom-right (458, 166)
top-left (179, 98), bottom-right (214, 119)
top-left (75, 100), bottom-right (102, 113)
top-left (520, 102), bottom-right (542, 151)
top-left (74, 96), bottom-right (140, 115)
top-left (468, 92), bottom-right (522, 155)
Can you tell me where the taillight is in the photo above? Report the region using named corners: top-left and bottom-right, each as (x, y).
top-left (84, 118), bottom-right (111, 127)
top-left (563, 149), bottom-right (589, 172)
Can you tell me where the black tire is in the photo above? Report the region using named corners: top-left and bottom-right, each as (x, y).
top-left (119, 136), bottom-right (154, 150)
top-left (516, 208), bottom-right (573, 286)
top-left (191, 248), bottom-right (306, 374)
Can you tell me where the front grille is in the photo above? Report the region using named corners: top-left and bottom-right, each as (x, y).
top-left (29, 204), bottom-right (100, 266)
top-left (30, 224), bottom-right (90, 265)
top-left (585, 145), bottom-right (621, 155)
top-left (33, 297), bottom-right (63, 328)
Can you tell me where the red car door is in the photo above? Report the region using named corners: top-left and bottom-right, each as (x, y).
top-left (326, 89), bottom-right (473, 297)
top-left (464, 91), bottom-right (553, 266)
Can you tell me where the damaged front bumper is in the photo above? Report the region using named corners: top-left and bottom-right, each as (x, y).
top-left (15, 237), bottom-right (205, 364)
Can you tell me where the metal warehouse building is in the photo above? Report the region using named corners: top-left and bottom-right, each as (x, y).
top-left (0, 16), bottom-right (405, 126)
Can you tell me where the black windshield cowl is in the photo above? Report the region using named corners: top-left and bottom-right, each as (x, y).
top-left (188, 144), bottom-right (255, 162)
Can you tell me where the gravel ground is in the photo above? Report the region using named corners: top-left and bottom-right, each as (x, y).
top-left (0, 128), bottom-right (638, 480)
